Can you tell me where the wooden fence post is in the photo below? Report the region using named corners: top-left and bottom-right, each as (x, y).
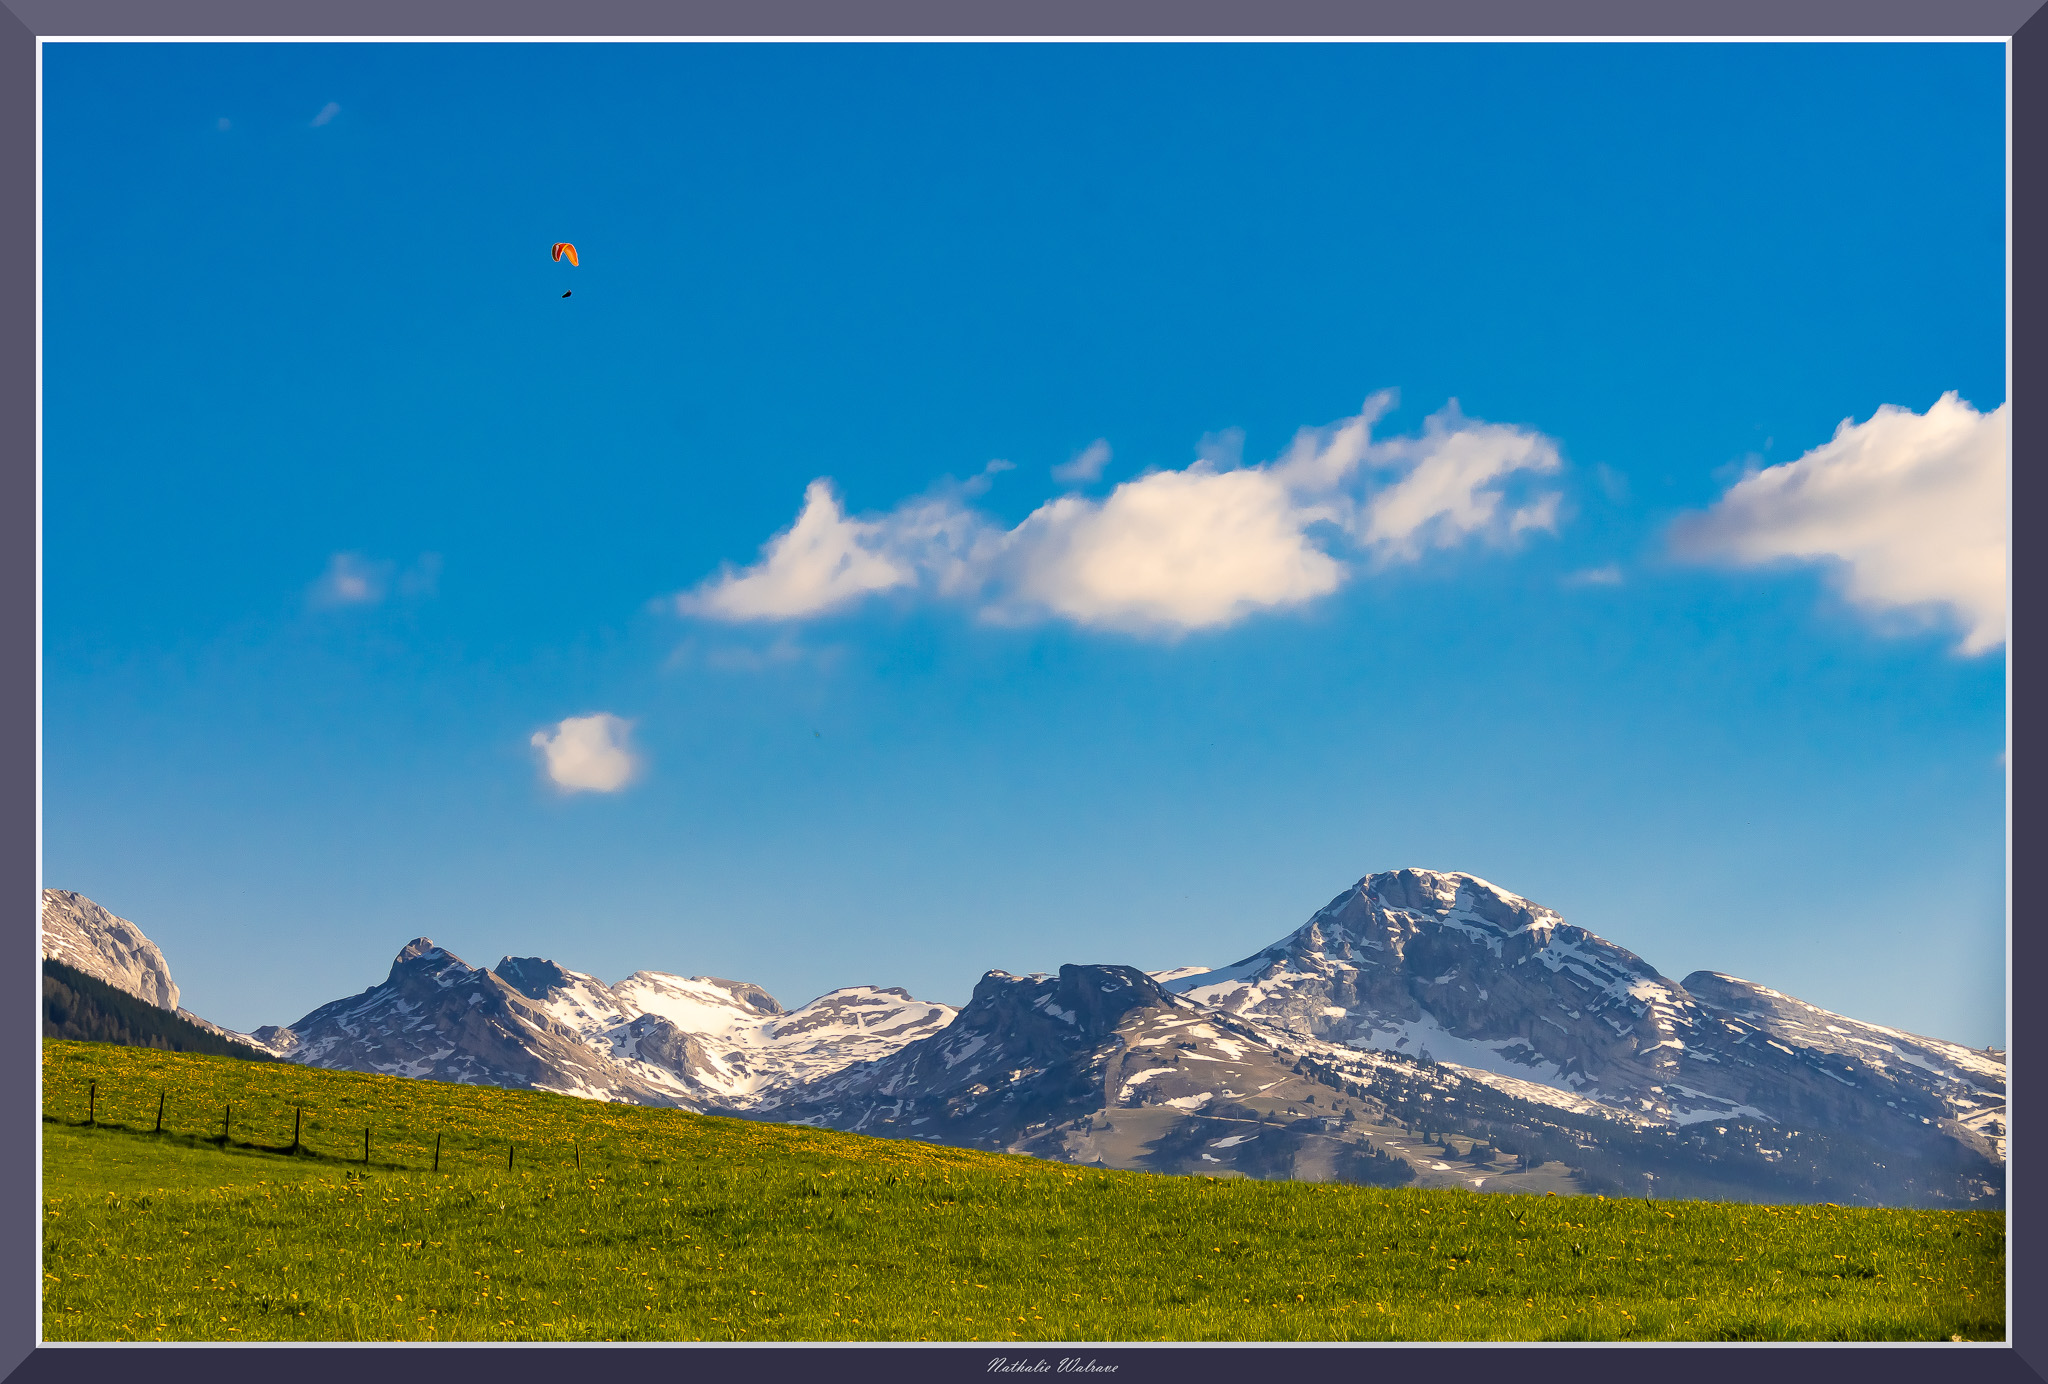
top-left (508, 1142), bottom-right (514, 1172)
top-left (364, 1127), bottom-right (370, 1166)
top-left (154, 1090), bottom-right (163, 1134)
top-left (87, 1082), bottom-right (95, 1126)
top-left (292, 1107), bottom-right (302, 1152)
top-left (222, 1103), bottom-right (231, 1144)
top-left (433, 1133), bottom-right (441, 1173)
top-left (575, 1141), bottom-right (580, 1172)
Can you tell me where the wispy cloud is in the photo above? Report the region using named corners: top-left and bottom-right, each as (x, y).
top-left (1339, 400), bottom-right (1564, 563)
top-left (531, 713), bottom-right (637, 793)
top-left (308, 553), bottom-right (391, 608)
top-left (1562, 563), bottom-right (1624, 588)
top-left (216, 117), bottom-right (231, 132)
top-left (1052, 439), bottom-right (1112, 485)
top-left (706, 636), bottom-right (845, 674)
top-left (310, 102), bottom-right (340, 127)
top-left (676, 392), bottom-right (1566, 635)
top-left (960, 458), bottom-right (1014, 497)
top-left (1670, 392), bottom-right (2006, 655)
top-left (666, 630), bottom-right (846, 675)
top-left (307, 552), bottom-right (440, 610)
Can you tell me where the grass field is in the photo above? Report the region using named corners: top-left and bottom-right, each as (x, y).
top-left (40, 1039), bottom-right (2005, 1343)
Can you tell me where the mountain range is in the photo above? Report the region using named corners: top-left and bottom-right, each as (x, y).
top-left (39, 869), bottom-right (2006, 1208)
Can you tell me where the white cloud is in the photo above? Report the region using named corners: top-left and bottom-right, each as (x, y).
top-left (1670, 392), bottom-right (2006, 655)
top-left (675, 393), bottom-right (1567, 634)
top-left (308, 553), bottom-right (391, 608)
top-left (1052, 439), bottom-right (1112, 485)
top-left (1003, 466), bottom-right (1344, 629)
top-left (310, 102), bottom-right (340, 127)
top-left (677, 479), bottom-right (917, 620)
top-left (531, 713), bottom-right (637, 793)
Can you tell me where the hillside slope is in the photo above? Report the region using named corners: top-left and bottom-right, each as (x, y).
top-left (39, 1040), bottom-right (2006, 1344)
top-left (42, 962), bottom-right (275, 1062)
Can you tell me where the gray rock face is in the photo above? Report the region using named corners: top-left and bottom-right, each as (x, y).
top-left (491, 955), bottom-right (575, 1000)
top-left (246, 1025), bottom-right (301, 1057)
top-left (1678, 970), bottom-right (2006, 1157)
top-left (620, 1014), bottom-right (714, 1079)
top-left (758, 962), bottom-right (1581, 1191)
top-left (41, 890), bottom-right (180, 1012)
top-left (772, 964), bottom-right (1232, 1148)
top-left (702, 978), bottom-right (782, 1017)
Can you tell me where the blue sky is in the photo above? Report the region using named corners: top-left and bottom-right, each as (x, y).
top-left (41, 41), bottom-right (2007, 1046)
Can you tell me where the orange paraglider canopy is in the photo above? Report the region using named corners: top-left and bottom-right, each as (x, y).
top-left (551, 242), bottom-right (579, 266)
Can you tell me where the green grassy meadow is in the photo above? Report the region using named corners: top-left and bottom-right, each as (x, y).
top-left (40, 1040), bottom-right (2005, 1343)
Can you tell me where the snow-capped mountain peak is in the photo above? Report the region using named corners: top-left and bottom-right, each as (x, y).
top-left (1155, 867), bottom-right (2002, 1163)
top-left (207, 935), bottom-right (958, 1112)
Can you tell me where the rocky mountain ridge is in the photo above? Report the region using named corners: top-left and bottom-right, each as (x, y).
top-left (39, 873), bottom-right (2005, 1208)
top-left (241, 937), bottom-right (958, 1110)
